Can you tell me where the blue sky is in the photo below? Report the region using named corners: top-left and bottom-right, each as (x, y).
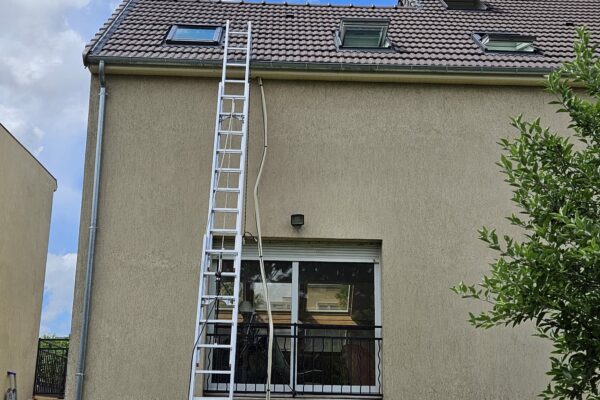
top-left (0, 0), bottom-right (395, 337)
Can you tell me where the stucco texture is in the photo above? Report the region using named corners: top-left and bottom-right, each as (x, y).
top-left (0, 125), bottom-right (56, 399)
top-left (67, 75), bottom-right (571, 400)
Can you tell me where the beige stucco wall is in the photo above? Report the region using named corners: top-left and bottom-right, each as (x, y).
top-left (66, 74), bottom-right (571, 400)
top-left (0, 124), bottom-right (56, 399)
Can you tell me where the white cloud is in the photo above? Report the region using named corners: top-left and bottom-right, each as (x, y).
top-left (40, 253), bottom-right (77, 336)
top-left (0, 0), bottom-right (124, 337)
top-left (0, 0), bottom-right (90, 152)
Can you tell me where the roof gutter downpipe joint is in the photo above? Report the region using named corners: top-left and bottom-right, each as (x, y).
top-left (75, 60), bottom-right (107, 400)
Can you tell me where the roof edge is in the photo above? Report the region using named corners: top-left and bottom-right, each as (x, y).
top-left (83, 0), bottom-right (137, 66)
top-left (0, 122), bottom-right (58, 190)
top-left (86, 57), bottom-right (552, 86)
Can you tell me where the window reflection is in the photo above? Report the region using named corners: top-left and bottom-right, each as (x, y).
top-left (298, 262), bottom-right (376, 387)
top-left (299, 262), bottom-right (375, 326)
top-left (206, 260), bottom-right (377, 389)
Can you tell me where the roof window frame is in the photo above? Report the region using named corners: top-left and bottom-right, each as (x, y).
top-left (472, 32), bottom-right (539, 54)
top-left (165, 24), bottom-right (224, 45)
top-left (335, 18), bottom-right (393, 51)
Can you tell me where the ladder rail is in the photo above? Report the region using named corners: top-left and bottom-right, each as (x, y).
top-left (189, 20), bottom-right (252, 400)
top-left (189, 79), bottom-right (224, 400)
top-left (227, 20), bottom-right (251, 399)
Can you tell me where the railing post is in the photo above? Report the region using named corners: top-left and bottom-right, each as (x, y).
top-left (292, 323), bottom-right (296, 397)
top-left (33, 338), bottom-right (41, 395)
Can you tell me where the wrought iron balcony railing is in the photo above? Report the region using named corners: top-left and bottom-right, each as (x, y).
top-left (202, 323), bottom-right (382, 397)
top-left (34, 338), bottom-right (69, 398)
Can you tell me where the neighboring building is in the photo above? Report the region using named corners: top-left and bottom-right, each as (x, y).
top-left (67, 0), bottom-right (599, 399)
top-left (0, 123), bottom-right (57, 399)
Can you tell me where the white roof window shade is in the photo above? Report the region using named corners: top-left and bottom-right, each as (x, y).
top-left (337, 19), bottom-right (391, 50)
top-left (442, 0), bottom-right (488, 10)
top-left (165, 24), bottom-right (223, 45)
top-left (473, 32), bottom-right (537, 53)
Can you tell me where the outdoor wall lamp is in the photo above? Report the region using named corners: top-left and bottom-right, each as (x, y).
top-left (291, 214), bottom-right (304, 228)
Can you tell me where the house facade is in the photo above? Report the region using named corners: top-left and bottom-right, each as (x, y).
top-left (67, 0), bottom-right (600, 399)
top-left (0, 123), bottom-right (56, 399)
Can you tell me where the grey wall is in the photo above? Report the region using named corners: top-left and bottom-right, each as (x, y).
top-left (0, 124), bottom-right (56, 399)
top-left (67, 74), bottom-right (570, 400)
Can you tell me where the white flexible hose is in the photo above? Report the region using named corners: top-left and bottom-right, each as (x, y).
top-left (255, 77), bottom-right (273, 400)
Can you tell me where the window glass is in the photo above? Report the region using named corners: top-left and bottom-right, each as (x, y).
top-left (475, 33), bottom-right (536, 53)
top-left (342, 27), bottom-right (385, 48)
top-left (166, 25), bottom-right (222, 44)
top-left (298, 262), bottom-right (376, 386)
top-left (299, 262), bottom-right (375, 326)
top-left (213, 260), bottom-right (292, 323)
top-left (205, 259), bottom-right (378, 390)
top-left (173, 27), bottom-right (217, 41)
top-left (338, 19), bottom-right (390, 49)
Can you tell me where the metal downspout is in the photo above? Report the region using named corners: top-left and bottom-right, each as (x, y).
top-left (75, 60), bottom-right (107, 400)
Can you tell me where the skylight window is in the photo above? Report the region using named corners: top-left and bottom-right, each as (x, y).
top-left (166, 24), bottom-right (223, 45)
top-left (442, 0), bottom-right (488, 10)
top-left (336, 19), bottom-right (391, 49)
top-left (473, 33), bottom-right (537, 53)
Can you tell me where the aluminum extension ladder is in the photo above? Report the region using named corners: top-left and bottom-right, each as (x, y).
top-left (188, 20), bottom-right (252, 400)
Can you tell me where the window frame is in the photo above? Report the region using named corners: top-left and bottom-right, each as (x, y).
top-left (165, 24), bottom-right (224, 45)
top-left (335, 18), bottom-right (393, 51)
top-left (472, 32), bottom-right (539, 54)
top-left (204, 242), bottom-right (382, 395)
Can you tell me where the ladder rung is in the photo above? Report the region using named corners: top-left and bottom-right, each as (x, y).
top-left (224, 79), bottom-right (246, 84)
top-left (229, 31), bottom-right (248, 35)
top-left (200, 319), bottom-right (235, 324)
top-left (203, 271), bottom-right (237, 277)
top-left (218, 130), bottom-right (244, 136)
top-left (217, 149), bottom-right (242, 154)
top-left (213, 187), bottom-right (240, 193)
top-left (215, 168), bottom-right (241, 173)
top-left (228, 47), bottom-right (248, 51)
top-left (212, 208), bottom-right (239, 213)
top-left (226, 62), bottom-right (246, 67)
top-left (210, 228), bottom-right (238, 235)
top-left (220, 112), bottom-right (244, 118)
top-left (205, 248), bottom-right (238, 255)
top-left (197, 343), bottom-right (232, 349)
top-left (221, 95), bottom-right (246, 100)
top-left (202, 295), bottom-right (236, 301)
top-left (196, 369), bottom-right (232, 375)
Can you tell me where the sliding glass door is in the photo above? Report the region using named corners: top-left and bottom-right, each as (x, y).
top-left (204, 257), bottom-right (381, 396)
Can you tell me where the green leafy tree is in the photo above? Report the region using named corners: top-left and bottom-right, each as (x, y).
top-left (452, 28), bottom-right (600, 400)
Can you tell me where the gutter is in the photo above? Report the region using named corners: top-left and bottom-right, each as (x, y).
top-left (75, 60), bottom-right (107, 400)
top-left (86, 57), bottom-right (552, 86)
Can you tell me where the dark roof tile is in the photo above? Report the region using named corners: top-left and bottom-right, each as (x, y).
top-left (84, 0), bottom-right (600, 71)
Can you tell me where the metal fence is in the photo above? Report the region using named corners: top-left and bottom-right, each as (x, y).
top-left (202, 323), bottom-right (382, 397)
top-left (34, 338), bottom-right (69, 398)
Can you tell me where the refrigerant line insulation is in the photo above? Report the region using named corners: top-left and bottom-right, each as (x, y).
top-left (254, 76), bottom-right (273, 400)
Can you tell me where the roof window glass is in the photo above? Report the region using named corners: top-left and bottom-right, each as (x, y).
top-left (166, 24), bottom-right (223, 45)
top-left (337, 19), bottom-right (391, 49)
top-left (473, 33), bottom-right (537, 53)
